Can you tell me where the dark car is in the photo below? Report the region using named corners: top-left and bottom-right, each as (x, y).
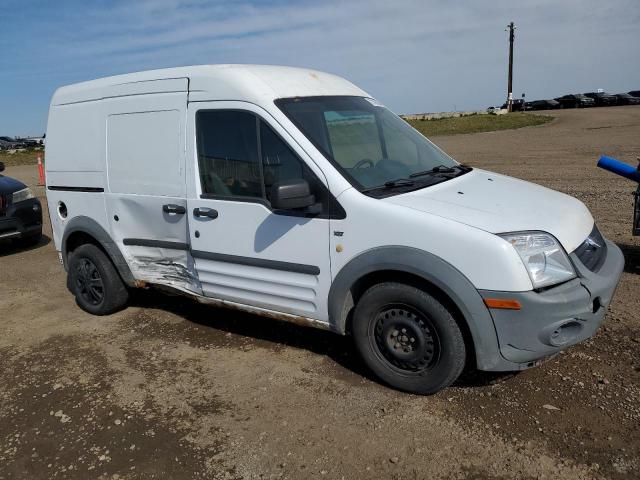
top-left (584, 92), bottom-right (618, 107)
top-left (0, 137), bottom-right (20, 150)
top-left (614, 93), bottom-right (640, 105)
top-left (525, 99), bottom-right (561, 110)
top-left (628, 90), bottom-right (640, 98)
top-left (554, 94), bottom-right (595, 108)
top-left (500, 98), bottom-right (527, 111)
top-left (0, 162), bottom-right (42, 246)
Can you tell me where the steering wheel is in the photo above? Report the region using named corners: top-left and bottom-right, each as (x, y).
top-left (354, 158), bottom-right (375, 169)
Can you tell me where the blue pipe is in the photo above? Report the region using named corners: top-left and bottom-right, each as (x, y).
top-left (597, 155), bottom-right (640, 183)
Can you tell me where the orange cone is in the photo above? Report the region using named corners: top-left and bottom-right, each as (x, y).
top-left (37, 155), bottom-right (45, 186)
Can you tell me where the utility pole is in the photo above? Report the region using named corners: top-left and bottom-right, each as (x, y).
top-left (506, 22), bottom-right (516, 112)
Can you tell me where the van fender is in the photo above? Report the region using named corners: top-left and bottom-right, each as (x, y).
top-left (61, 215), bottom-right (136, 287)
top-left (328, 246), bottom-right (504, 371)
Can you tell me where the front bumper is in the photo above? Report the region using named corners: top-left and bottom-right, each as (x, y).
top-left (479, 238), bottom-right (624, 369)
top-left (0, 197), bottom-right (43, 240)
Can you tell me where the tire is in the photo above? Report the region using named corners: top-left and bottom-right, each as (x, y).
top-left (67, 243), bottom-right (129, 315)
top-left (352, 283), bottom-right (466, 395)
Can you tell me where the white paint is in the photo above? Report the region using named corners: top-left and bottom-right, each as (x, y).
top-left (106, 110), bottom-right (183, 197)
top-left (383, 169), bottom-right (593, 255)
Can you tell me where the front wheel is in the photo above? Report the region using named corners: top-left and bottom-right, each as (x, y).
top-left (352, 283), bottom-right (466, 394)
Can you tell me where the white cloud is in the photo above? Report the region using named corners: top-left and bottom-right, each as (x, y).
top-left (2, 0), bottom-right (639, 134)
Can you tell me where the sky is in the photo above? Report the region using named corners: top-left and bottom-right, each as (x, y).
top-left (1, 0), bottom-right (639, 137)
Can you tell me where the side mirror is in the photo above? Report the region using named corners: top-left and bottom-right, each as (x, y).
top-left (0, 162), bottom-right (4, 172)
top-left (270, 178), bottom-right (317, 211)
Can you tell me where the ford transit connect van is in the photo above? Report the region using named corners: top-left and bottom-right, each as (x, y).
top-left (45, 65), bottom-right (624, 394)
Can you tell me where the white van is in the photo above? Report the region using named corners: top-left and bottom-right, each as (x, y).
top-left (45, 65), bottom-right (624, 394)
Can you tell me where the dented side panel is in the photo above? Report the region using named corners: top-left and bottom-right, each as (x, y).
top-left (124, 248), bottom-right (201, 293)
top-left (104, 194), bottom-right (200, 294)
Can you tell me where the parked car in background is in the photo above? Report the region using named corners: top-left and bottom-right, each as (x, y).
top-left (614, 93), bottom-right (640, 105)
top-left (583, 92), bottom-right (618, 107)
top-left (0, 136), bottom-right (38, 150)
top-left (525, 99), bottom-right (561, 111)
top-left (486, 106), bottom-right (505, 115)
top-left (500, 98), bottom-right (527, 111)
top-left (628, 91), bottom-right (640, 98)
top-left (0, 162), bottom-right (42, 246)
top-left (554, 94), bottom-right (595, 108)
top-left (0, 137), bottom-right (19, 150)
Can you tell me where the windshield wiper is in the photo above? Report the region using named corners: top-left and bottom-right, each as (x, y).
top-left (361, 178), bottom-right (415, 193)
top-left (409, 164), bottom-right (472, 179)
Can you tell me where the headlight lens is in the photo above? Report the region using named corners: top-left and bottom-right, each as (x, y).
top-left (499, 231), bottom-right (576, 289)
top-left (12, 187), bottom-right (35, 203)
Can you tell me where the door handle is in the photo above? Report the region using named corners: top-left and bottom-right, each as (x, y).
top-left (193, 207), bottom-right (219, 219)
top-left (163, 204), bottom-right (186, 214)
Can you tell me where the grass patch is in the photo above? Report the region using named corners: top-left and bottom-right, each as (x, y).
top-left (0, 149), bottom-right (43, 167)
top-left (407, 112), bottom-right (552, 137)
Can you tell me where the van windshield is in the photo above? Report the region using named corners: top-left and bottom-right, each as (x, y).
top-left (275, 96), bottom-right (465, 193)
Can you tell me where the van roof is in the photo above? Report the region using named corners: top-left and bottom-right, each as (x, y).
top-left (51, 64), bottom-right (370, 106)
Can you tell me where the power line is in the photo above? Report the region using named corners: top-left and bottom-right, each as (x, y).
top-left (506, 22), bottom-right (516, 112)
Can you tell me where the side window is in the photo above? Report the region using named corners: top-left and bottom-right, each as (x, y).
top-left (195, 109), bottom-right (343, 218)
top-left (196, 111), bottom-right (263, 199)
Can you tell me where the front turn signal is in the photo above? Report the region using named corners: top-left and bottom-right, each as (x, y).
top-left (484, 298), bottom-right (522, 310)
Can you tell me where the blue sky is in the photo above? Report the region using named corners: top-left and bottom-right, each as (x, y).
top-left (1, 0), bottom-right (639, 136)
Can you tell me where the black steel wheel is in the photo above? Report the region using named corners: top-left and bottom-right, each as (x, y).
top-left (372, 305), bottom-right (440, 373)
top-left (352, 282), bottom-right (466, 395)
top-left (74, 257), bottom-right (105, 306)
top-left (67, 243), bottom-right (129, 315)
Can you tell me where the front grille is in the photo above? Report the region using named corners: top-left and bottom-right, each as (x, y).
top-left (574, 224), bottom-right (607, 272)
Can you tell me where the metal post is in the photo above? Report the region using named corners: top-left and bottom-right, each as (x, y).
top-left (506, 22), bottom-right (516, 112)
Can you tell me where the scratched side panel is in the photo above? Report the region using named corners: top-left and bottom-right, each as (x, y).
top-left (124, 246), bottom-right (201, 292)
top-left (105, 194), bottom-right (201, 293)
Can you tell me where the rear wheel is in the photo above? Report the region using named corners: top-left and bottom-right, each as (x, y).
top-left (352, 283), bottom-right (466, 395)
top-left (68, 244), bottom-right (129, 315)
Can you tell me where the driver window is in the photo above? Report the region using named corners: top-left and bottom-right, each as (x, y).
top-left (196, 111), bottom-right (262, 199)
top-left (324, 110), bottom-right (382, 168)
top-left (195, 109), bottom-right (339, 217)
top-left (260, 120), bottom-right (330, 211)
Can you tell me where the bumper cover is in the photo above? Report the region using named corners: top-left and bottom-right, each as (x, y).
top-left (0, 197), bottom-right (43, 240)
top-left (479, 238), bottom-right (624, 368)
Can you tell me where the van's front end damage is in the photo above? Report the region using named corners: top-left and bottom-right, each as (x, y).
top-left (480, 228), bottom-right (624, 369)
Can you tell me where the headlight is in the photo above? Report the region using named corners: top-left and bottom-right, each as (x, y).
top-left (12, 187), bottom-right (35, 203)
top-left (499, 231), bottom-right (576, 289)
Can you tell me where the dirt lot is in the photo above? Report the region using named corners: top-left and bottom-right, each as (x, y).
top-left (1, 106), bottom-right (639, 480)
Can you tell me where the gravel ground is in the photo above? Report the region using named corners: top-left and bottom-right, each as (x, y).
top-left (1, 106), bottom-right (639, 480)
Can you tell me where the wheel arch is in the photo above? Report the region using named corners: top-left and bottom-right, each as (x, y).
top-left (328, 246), bottom-right (503, 371)
top-left (61, 216), bottom-right (136, 287)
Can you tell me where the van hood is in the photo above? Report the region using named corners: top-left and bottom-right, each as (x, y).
top-left (383, 169), bottom-right (593, 253)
